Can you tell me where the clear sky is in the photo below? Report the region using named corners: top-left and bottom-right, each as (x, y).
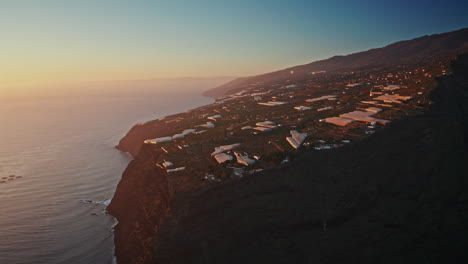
top-left (1, 0), bottom-right (467, 92)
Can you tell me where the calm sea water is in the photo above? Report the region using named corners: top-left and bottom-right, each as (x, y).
top-left (0, 93), bottom-right (212, 264)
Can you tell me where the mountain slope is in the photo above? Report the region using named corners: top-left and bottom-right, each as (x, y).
top-left (204, 27), bottom-right (468, 98)
top-left (151, 53), bottom-right (468, 264)
top-left (108, 28), bottom-right (468, 264)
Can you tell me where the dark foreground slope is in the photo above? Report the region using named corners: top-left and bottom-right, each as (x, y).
top-left (205, 27), bottom-right (468, 98)
top-left (146, 55), bottom-right (468, 263)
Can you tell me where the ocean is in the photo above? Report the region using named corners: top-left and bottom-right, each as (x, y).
top-left (0, 92), bottom-right (213, 263)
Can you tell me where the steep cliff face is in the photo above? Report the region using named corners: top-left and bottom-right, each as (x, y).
top-left (107, 145), bottom-right (172, 264)
top-left (109, 54), bottom-right (468, 264)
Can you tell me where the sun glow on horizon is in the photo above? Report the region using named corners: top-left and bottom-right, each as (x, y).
top-left (1, 0), bottom-right (467, 96)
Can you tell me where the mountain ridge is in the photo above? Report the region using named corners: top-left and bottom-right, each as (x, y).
top-left (204, 27), bottom-right (468, 98)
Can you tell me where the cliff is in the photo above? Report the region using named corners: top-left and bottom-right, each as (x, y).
top-left (107, 145), bottom-right (172, 264)
top-left (116, 120), bottom-right (176, 157)
top-left (116, 102), bottom-right (216, 158)
top-left (109, 53), bottom-right (468, 263)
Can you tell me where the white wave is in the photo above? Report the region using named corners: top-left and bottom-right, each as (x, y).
top-left (80, 198), bottom-right (111, 206)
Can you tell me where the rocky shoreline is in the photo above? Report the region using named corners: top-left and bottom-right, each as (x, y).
top-left (107, 146), bottom-right (172, 264)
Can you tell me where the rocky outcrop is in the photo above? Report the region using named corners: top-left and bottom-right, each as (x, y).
top-left (107, 145), bottom-right (172, 264)
top-left (116, 119), bottom-right (184, 157)
top-left (109, 54), bottom-right (468, 264)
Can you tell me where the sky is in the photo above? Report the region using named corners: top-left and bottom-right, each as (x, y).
top-left (1, 0), bottom-right (467, 94)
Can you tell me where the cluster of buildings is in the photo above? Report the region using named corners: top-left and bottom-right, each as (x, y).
top-left (143, 59), bottom-right (438, 181)
top-left (143, 128), bottom-right (197, 144)
top-left (210, 143), bottom-right (257, 167)
top-left (325, 109), bottom-right (389, 127)
top-left (286, 130), bottom-right (308, 149)
top-left (258, 101), bottom-right (288, 106)
top-left (241, 121), bottom-right (280, 132)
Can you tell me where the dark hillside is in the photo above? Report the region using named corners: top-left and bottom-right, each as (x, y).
top-left (150, 54), bottom-right (468, 263)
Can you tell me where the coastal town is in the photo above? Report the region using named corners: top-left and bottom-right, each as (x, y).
top-left (133, 57), bottom-right (452, 188)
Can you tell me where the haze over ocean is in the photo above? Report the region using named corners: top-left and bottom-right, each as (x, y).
top-left (0, 89), bottom-right (213, 264)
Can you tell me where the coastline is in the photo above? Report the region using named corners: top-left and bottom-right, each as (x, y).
top-left (108, 94), bottom-right (215, 263)
top-left (114, 96), bottom-right (216, 158)
top-left (0, 94), bottom-right (216, 264)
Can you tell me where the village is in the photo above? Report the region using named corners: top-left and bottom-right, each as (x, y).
top-left (140, 58), bottom-right (452, 186)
